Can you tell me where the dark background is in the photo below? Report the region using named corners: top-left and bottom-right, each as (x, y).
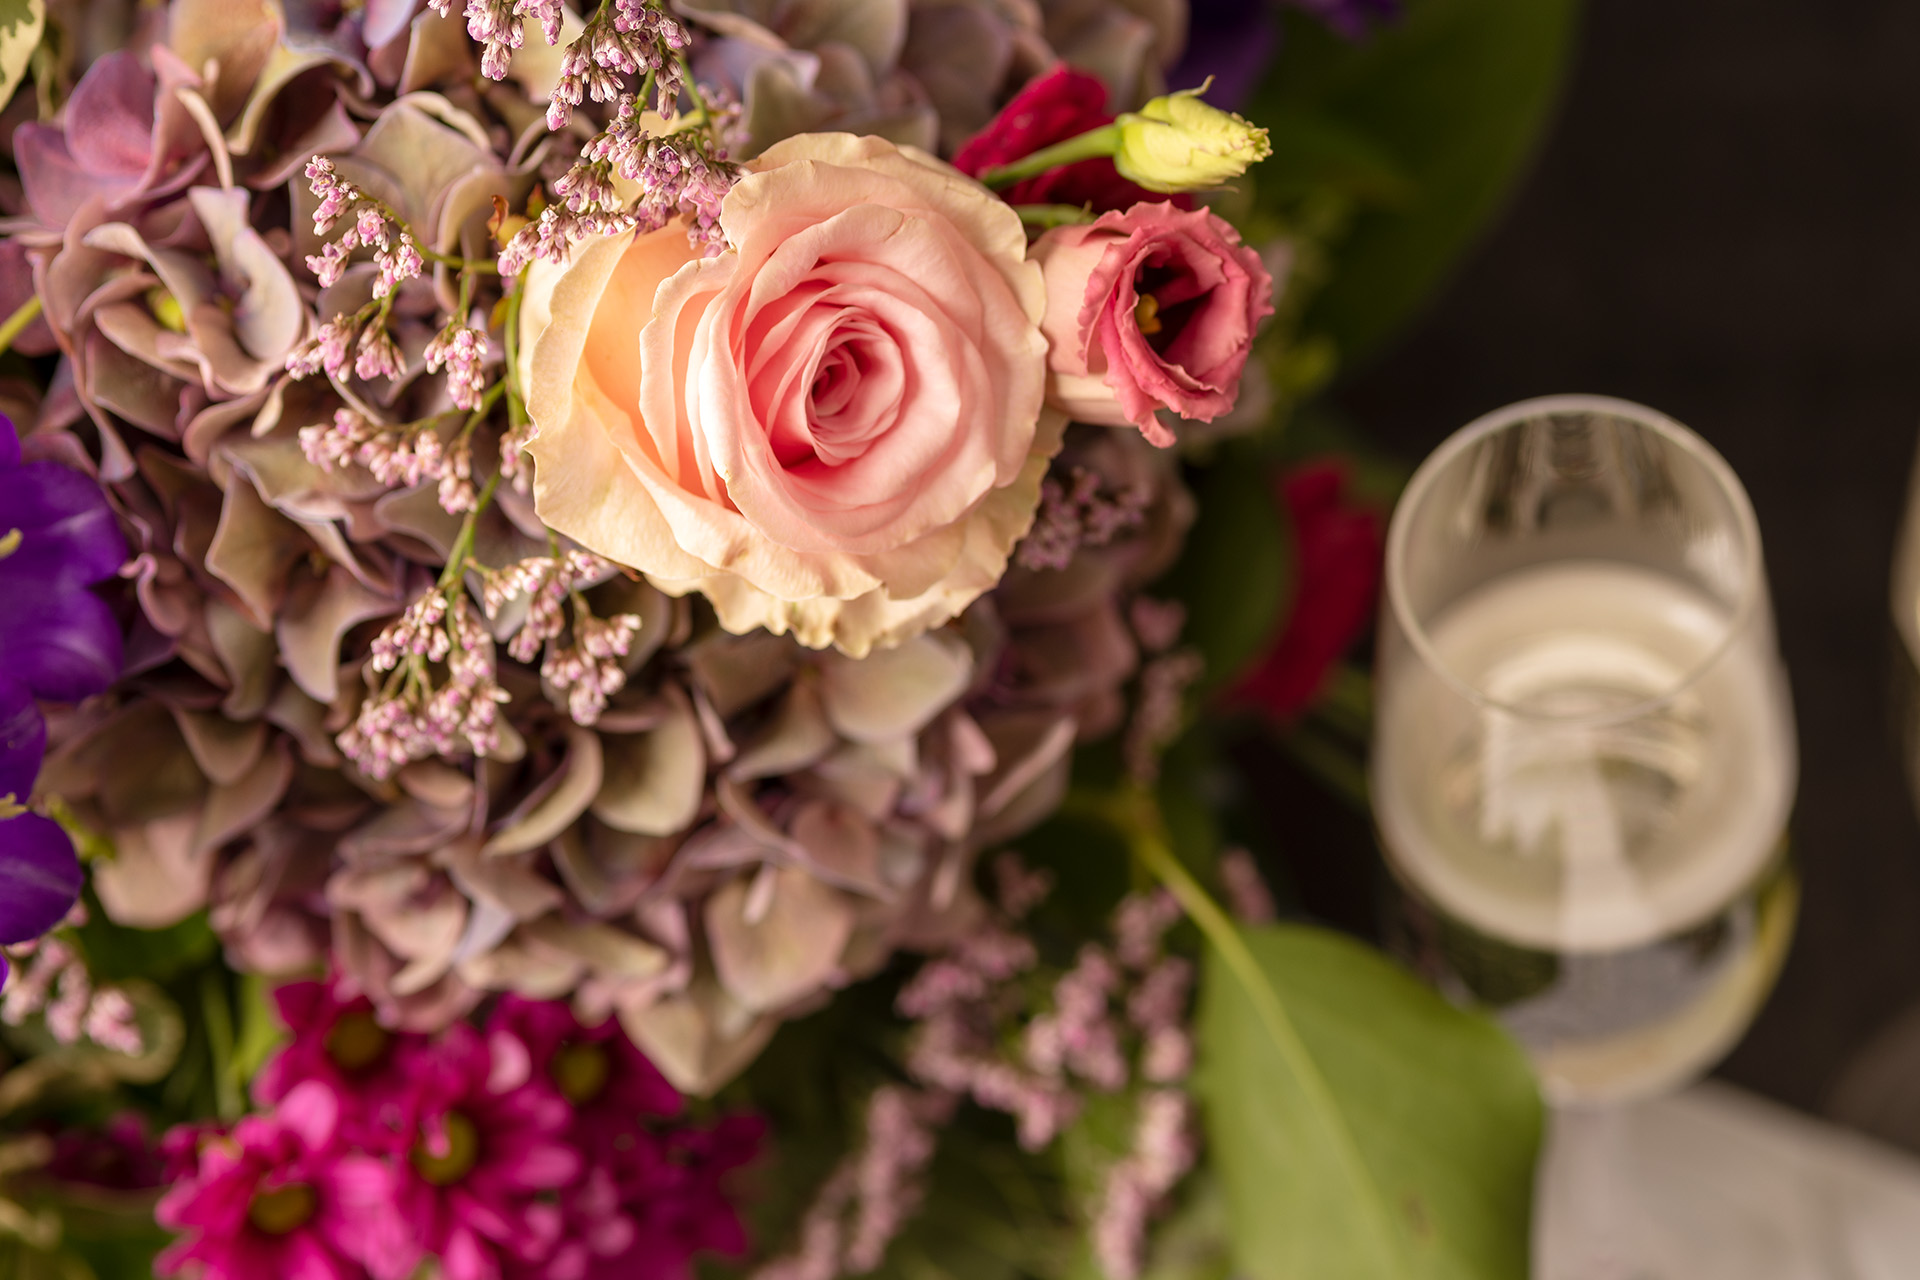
top-left (1327, 1), bottom-right (1920, 1119)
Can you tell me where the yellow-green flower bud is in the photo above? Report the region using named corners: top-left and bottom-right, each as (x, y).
top-left (1112, 86), bottom-right (1272, 194)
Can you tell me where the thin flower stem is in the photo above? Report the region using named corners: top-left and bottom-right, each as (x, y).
top-left (0, 295), bottom-right (43, 358)
top-left (1064, 784), bottom-right (1407, 1265)
top-left (419, 243), bottom-right (500, 274)
top-left (980, 124), bottom-right (1121, 189)
top-left (438, 468), bottom-right (505, 592)
top-left (503, 278), bottom-right (530, 426)
top-left (1014, 204), bottom-right (1099, 229)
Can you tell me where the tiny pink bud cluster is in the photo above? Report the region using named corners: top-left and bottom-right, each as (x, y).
top-left (3, 935), bottom-right (146, 1057)
top-left (424, 323), bottom-right (490, 412)
top-left (1125, 649), bottom-right (1205, 785)
top-left (286, 312), bottom-right (406, 386)
top-left (546, 2), bottom-right (691, 131)
top-left (501, 100), bottom-right (740, 276)
top-left (299, 410), bottom-right (480, 516)
top-left (751, 1087), bottom-right (955, 1280)
top-left (484, 551), bottom-right (642, 725)
top-left (1015, 466), bottom-right (1153, 572)
top-left (338, 594), bottom-right (510, 780)
top-left (766, 860), bottom-right (1202, 1277)
top-left (302, 158), bottom-right (423, 298)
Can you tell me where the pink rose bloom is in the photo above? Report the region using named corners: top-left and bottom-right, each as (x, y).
top-left (521, 133), bottom-right (1061, 656)
top-left (157, 1081), bottom-right (407, 1280)
top-left (1032, 202), bottom-right (1275, 447)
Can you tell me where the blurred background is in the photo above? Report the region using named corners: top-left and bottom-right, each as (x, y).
top-left (1326, 1), bottom-right (1920, 1121)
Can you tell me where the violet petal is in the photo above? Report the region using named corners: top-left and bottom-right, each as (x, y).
top-left (0, 464), bottom-right (130, 588)
top-left (0, 588), bottom-right (124, 703)
top-left (0, 682), bottom-right (78, 945)
top-left (0, 678), bottom-right (45, 800)
top-left (0, 811), bottom-right (83, 944)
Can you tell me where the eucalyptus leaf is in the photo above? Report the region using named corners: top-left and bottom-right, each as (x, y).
top-left (1252, 0), bottom-right (1580, 362)
top-left (1196, 924), bottom-right (1540, 1279)
top-left (0, 0), bottom-right (41, 114)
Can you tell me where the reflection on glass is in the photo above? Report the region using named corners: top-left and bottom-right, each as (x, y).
top-left (1373, 395), bottom-right (1798, 1106)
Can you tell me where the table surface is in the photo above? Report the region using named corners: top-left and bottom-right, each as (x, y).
top-left (1336, 0), bottom-right (1920, 1125)
top-left (1538, 1084), bottom-right (1920, 1280)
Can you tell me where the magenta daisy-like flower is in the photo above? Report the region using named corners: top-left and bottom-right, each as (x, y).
top-left (381, 1024), bottom-right (582, 1280)
top-left (253, 979), bottom-right (413, 1149)
top-left (488, 997), bottom-right (759, 1279)
top-left (157, 1080), bottom-right (407, 1280)
top-left (488, 996), bottom-right (681, 1134)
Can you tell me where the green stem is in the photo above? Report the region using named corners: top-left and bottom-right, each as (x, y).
top-left (418, 243), bottom-right (499, 274)
top-left (980, 124), bottom-right (1121, 190)
top-left (0, 295), bottom-right (43, 358)
top-left (1013, 204), bottom-right (1099, 229)
top-left (1067, 785), bottom-right (1412, 1271)
top-left (437, 467), bottom-right (504, 592)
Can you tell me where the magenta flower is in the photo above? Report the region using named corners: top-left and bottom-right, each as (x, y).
top-left (253, 980), bottom-right (414, 1149)
top-left (157, 1081), bottom-right (408, 1280)
top-left (487, 998), bottom-right (760, 1280)
top-left (383, 1024), bottom-right (582, 1280)
top-left (513, 1113), bottom-right (762, 1280)
top-left (488, 996), bottom-right (681, 1134)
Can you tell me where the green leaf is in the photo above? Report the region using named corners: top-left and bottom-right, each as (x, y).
top-left (228, 973), bottom-right (288, 1096)
top-left (1162, 455), bottom-right (1295, 695)
top-left (0, 0), bottom-right (41, 113)
top-left (1253, 0), bottom-right (1581, 361)
top-left (1196, 924), bottom-right (1541, 1279)
top-left (74, 906), bottom-right (217, 987)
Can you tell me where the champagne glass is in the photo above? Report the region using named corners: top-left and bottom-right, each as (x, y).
top-left (1371, 395), bottom-right (1799, 1107)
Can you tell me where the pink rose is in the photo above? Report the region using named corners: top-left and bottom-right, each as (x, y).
top-left (1032, 202), bottom-right (1274, 447)
top-left (520, 134), bottom-right (1060, 655)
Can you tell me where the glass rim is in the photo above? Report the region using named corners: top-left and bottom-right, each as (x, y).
top-left (1383, 393), bottom-right (1767, 725)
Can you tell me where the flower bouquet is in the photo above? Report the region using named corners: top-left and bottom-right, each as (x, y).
top-left (0, 0), bottom-right (1576, 1276)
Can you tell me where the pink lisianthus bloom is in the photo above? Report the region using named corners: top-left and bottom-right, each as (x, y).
top-left (156, 1081), bottom-right (407, 1280)
top-left (381, 1024), bottom-right (584, 1280)
top-left (1032, 202), bottom-right (1274, 446)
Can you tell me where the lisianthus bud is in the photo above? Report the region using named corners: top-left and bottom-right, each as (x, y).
top-left (1112, 87), bottom-right (1271, 193)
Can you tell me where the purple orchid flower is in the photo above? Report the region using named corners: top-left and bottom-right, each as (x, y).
top-left (0, 414), bottom-right (127, 973)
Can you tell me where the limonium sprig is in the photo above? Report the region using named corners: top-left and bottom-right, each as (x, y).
top-left (759, 857), bottom-right (1200, 1280)
top-left (483, 548), bottom-right (644, 726)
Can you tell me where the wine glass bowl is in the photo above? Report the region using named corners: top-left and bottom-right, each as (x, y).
top-left (1372, 396), bottom-right (1799, 1105)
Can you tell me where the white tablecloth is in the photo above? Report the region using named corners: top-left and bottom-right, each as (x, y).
top-left (1536, 1082), bottom-right (1920, 1279)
